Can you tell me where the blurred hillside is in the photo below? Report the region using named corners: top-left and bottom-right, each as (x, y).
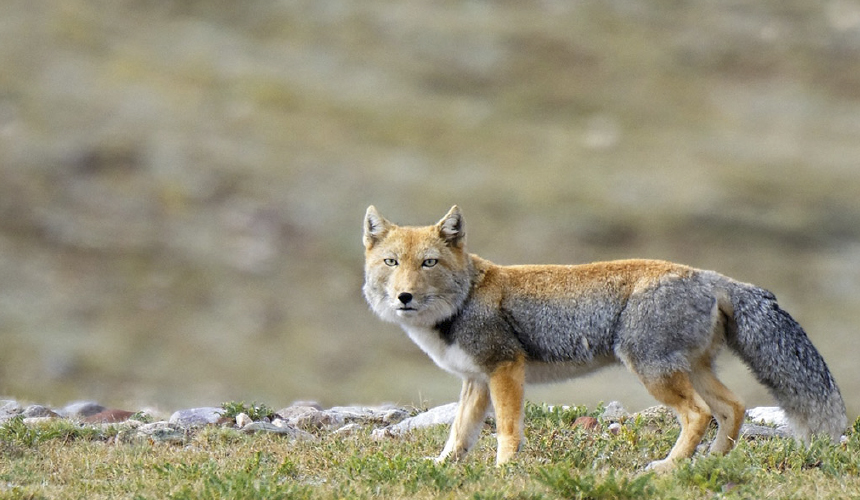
top-left (1, 0), bottom-right (859, 417)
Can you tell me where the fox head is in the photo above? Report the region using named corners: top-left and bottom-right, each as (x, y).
top-left (363, 206), bottom-right (472, 327)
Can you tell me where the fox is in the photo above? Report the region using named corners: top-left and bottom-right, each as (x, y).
top-left (362, 205), bottom-right (847, 471)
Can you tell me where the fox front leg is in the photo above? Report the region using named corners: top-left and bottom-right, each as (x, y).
top-left (436, 378), bottom-right (491, 462)
top-left (488, 357), bottom-right (526, 465)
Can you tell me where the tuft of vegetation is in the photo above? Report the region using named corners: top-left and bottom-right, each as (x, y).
top-left (1, 403), bottom-right (859, 499)
top-left (0, 415), bottom-right (111, 448)
top-left (221, 401), bottom-right (276, 422)
top-left (537, 468), bottom-right (656, 500)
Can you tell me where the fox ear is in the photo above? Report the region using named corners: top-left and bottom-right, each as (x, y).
top-left (437, 205), bottom-right (465, 248)
top-left (364, 205), bottom-right (391, 249)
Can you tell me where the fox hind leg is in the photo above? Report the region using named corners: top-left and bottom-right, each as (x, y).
top-left (438, 379), bottom-right (491, 463)
top-left (689, 363), bottom-right (745, 455)
top-left (641, 371), bottom-right (713, 472)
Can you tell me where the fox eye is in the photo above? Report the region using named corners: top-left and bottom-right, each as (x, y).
top-left (422, 258), bottom-right (438, 268)
top-left (383, 258), bottom-right (398, 267)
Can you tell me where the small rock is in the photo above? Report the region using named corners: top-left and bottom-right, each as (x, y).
top-left (216, 416), bottom-right (235, 427)
top-left (271, 417), bottom-right (292, 429)
top-left (112, 419), bottom-right (143, 431)
top-left (602, 401), bottom-right (628, 422)
top-left (276, 406), bottom-right (320, 421)
top-left (236, 412), bottom-right (253, 428)
top-left (62, 401), bottom-right (106, 418)
top-left (0, 400), bottom-right (22, 421)
top-left (381, 408), bottom-right (410, 425)
top-left (572, 416), bottom-right (600, 432)
top-left (325, 406), bottom-right (368, 423)
top-left (82, 409), bottom-right (136, 424)
top-left (746, 407), bottom-right (788, 427)
top-left (381, 402), bottom-right (459, 436)
top-left (23, 405), bottom-right (59, 418)
top-left (242, 421), bottom-right (316, 441)
top-left (291, 408), bottom-right (341, 431)
top-left (333, 405), bottom-right (410, 426)
top-left (276, 404), bottom-right (410, 432)
top-left (241, 421), bottom-right (282, 433)
top-left (633, 405), bottom-right (676, 429)
top-left (608, 422), bottom-right (622, 435)
top-left (334, 423), bottom-right (363, 436)
top-left (136, 422), bottom-right (186, 443)
top-left (370, 428), bottom-right (390, 441)
top-left (169, 407), bottom-right (225, 428)
top-left (740, 423), bottom-right (790, 439)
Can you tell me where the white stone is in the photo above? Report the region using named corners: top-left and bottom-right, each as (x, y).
top-left (169, 407), bottom-right (224, 428)
top-left (383, 402), bottom-right (459, 436)
top-left (236, 412), bottom-right (252, 428)
top-left (746, 407), bottom-right (788, 427)
top-left (602, 401), bottom-right (628, 421)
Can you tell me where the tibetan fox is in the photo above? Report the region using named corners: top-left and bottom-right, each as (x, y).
top-left (362, 205), bottom-right (846, 470)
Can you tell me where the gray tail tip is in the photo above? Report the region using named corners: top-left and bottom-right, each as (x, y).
top-left (790, 400), bottom-right (848, 443)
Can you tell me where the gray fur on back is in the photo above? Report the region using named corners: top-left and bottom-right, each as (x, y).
top-left (614, 272), bottom-right (724, 380)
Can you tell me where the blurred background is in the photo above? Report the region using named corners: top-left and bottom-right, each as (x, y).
top-left (0, 0), bottom-right (858, 418)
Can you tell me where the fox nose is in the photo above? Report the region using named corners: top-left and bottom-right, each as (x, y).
top-left (397, 292), bottom-right (413, 305)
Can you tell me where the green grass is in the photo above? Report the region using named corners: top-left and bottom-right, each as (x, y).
top-left (1, 403), bottom-right (859, 499)
top-left (220, 401), bottom-right (276, 422)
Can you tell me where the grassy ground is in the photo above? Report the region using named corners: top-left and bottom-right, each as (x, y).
top-left (2, 403), bottom-right (859, 499)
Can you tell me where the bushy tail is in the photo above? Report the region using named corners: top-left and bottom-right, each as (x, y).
top-left (725, 281), bottom-right (847, 442)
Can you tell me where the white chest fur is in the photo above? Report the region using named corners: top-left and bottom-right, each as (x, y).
top-left (401, 325), bottom-right (485, 380)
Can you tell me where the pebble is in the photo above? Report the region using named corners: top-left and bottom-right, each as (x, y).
top-left (741, 407), bottom-right (791, 439)
top-left (746, 406), bottom-right (788, 427)
top-left (0, 397), bottom-right (827, 446)
top-left (169, 407), bottom-right (224, 428)
top-left (334, 422), bottom-right (363, 436)
top-left (235, 412), bottom-right (253, 428)
top-left (242, 421), bottom-right (315, 440)
top-left (0, 400), bottom-right (22, 420)
top-left (275, 404), bottom-right (410, 432)
top-left (572, 416), bottom-right (600, 432)
top-left (380, 402), bottom-right (459, 436)
top-left (83, 409), bottom-right (136, 424)
top-left (740, 423), bottom-right (791, 439)
top-left (23, 405), bottom-right (59, 418)
top-left (135, 422), bottom-right (186, 444)
top-left (61, 401), bottom-right (107, 419)
top-left (601, 401), bottom-right (628, 422)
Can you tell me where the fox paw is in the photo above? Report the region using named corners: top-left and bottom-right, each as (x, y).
top-left (644, 458), bottom-right (677, 473)
top-left (433, 451), bottom-right (461, 464)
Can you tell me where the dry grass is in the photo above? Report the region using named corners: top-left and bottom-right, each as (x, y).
top-left (2, 404), bottom-right (860, 499)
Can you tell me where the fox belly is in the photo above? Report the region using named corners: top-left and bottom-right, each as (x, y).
top-left (404, 323), bottom-right (618, 384)
top-left (524, 357), bottom-right (617, 384)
